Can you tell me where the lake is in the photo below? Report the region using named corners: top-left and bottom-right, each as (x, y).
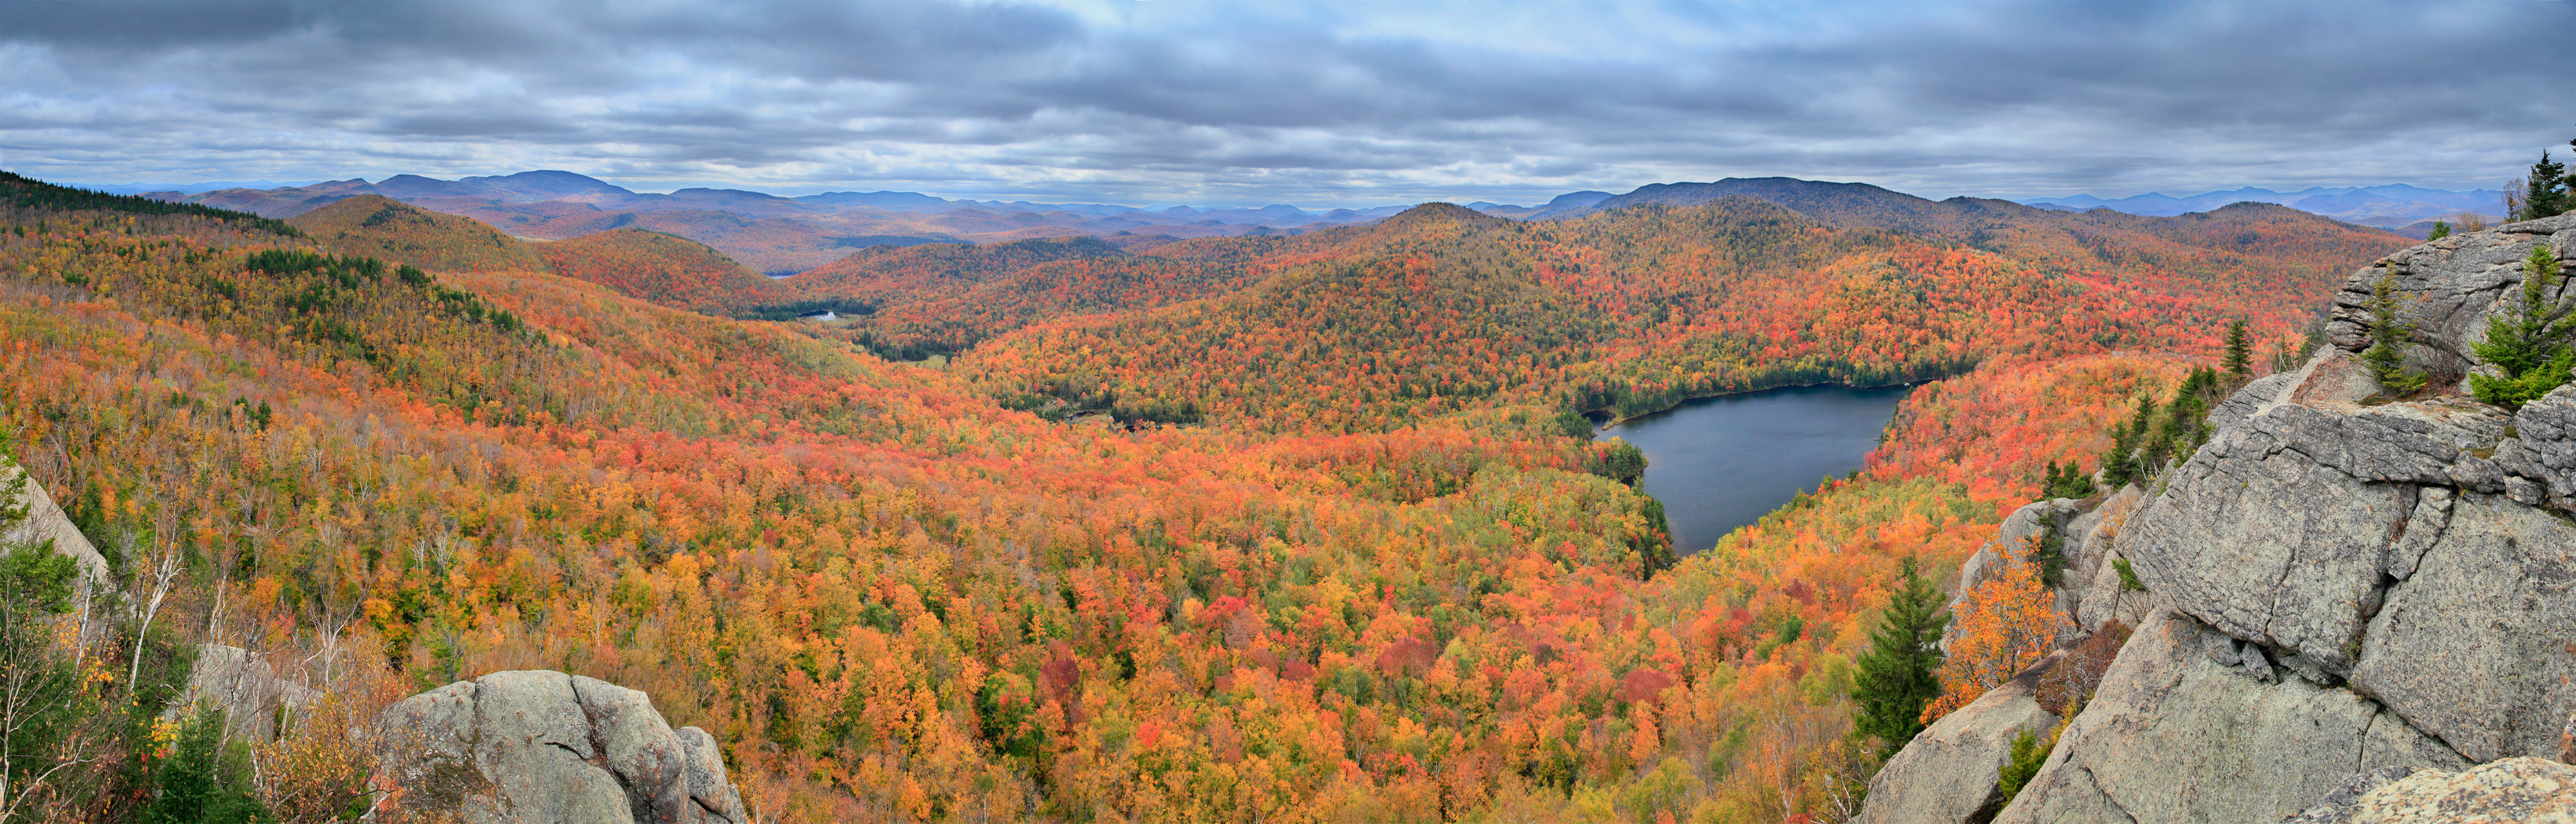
top-left (1596, 383), bottom-right (1915, 555)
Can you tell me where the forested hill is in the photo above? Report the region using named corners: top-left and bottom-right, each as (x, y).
top-left (531, 226), bottom-right (794, 316)
top-left (288, 193), bottom-right (546, 273)
top-left (809, 187), bottom-right (2412, 430)
top-left (1562, 177), bottom-right (2406, 247)
top-left (1570, 178), bottom-right (1975, 231)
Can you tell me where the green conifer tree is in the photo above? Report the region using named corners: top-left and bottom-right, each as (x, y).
top-left (2469, 244), bottom-right (2576, 408)
top-left (1850, 558), bottom-right (1950, 750)
top-left (1996, 727), bottom-right (2048, 805)
top-left (2222, 320), bottom-right (2252, 378)
top-left (2428, 221), bottom-right (2452, 240)
top-left (2519, 149), bottom-right (2569, 221)
top-left (2363, 274), bottom-right (2429, 395)
top-left (140, 711), bottom-right (272, 824)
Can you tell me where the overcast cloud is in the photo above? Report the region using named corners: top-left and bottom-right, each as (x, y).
top-left (2, 1), bottom-right (2570, 207)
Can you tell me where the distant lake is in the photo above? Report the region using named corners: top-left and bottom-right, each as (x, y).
top-left (1597, 384), bottom-right (1915, 555)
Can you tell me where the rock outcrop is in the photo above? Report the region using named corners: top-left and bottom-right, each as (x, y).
top-left (1853, 653), bottom-right (2062, 824)
top-left (1873, 215), bottom-right (2576, 824)
top-left (2324, 213), bottom-right (2576, 381)
top-left (169, 644), bottom-right (319, 742)
top-left (4, 463), bottom-right (111, 604)
top-left (375, 670), bottom-right (746, 824)
top-left (1990, 609), bottom-right (2465, 824)
top-left (2284, 758), bottom-right (2576, 823)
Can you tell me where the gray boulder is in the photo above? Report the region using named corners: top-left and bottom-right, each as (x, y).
top-left (1852, 653), bottom-right (2061, 824)
top-left (2284, 757), bottom-right (2576, 823)
top-left (2115, 350), bottom-right (2576, 763)
top-left (2063, 486), bottom-right (2151, 633)
top-left (2280, 766), bottom-right (2435, 824)
top-left (1991, 610), bottom-right (2467, 824)
top-left (1873, 218), bottom-right (2576, 824)
top-left (167, 644), bottom-right (319, 742)
top-left (375, 670), bottom-right (746, 824)
top-left (2210, 370), bottom-right (2301, 434)
top-left (2121, 355), bottom-right (2528, 682)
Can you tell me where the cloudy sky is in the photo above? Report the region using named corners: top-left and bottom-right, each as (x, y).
top-left (3, 1), bottom-right (2570, 207)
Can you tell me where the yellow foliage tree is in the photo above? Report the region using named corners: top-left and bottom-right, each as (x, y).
top-left (1923, 535), bottom-right (2067, 722)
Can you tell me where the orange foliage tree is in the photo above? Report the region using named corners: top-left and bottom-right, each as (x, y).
top-left (1923, 537), bottom-right (2069, 722)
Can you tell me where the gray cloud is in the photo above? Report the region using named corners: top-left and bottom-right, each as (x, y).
top-left (1, 1), bottom-right (2570, 206)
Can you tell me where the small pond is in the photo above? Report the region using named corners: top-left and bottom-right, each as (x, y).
top-left (1596, 383), bottom-right (1915, 555)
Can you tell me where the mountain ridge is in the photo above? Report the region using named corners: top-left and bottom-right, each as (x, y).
top-left (2020, 182), bottom-right (2504, 228)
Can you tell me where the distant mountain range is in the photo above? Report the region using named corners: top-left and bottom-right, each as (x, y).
top-left (115, 169), bottom-right (2475, 274)
top-left (83, 179), bottom-right (323, 195)
top-left (2014, 184), bottom-right (2502, 233)
top-left (137, 171), bottom-right (1417, 274)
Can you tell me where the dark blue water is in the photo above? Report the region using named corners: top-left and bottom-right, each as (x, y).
top-left (1597, 384), bottom-right (1915, 555)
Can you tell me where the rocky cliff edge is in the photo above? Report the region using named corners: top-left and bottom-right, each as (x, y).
top-left (1863, 213), bottom-right (2576, 824)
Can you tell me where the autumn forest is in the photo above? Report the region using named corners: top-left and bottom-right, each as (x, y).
top-left (0, 170), bottom-right (2410, 823)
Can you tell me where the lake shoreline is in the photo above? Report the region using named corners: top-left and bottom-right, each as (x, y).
top-left (1598, 383), bottom-right (1917, 555)
top-left (1591, 376), bottom-right (1942, 430)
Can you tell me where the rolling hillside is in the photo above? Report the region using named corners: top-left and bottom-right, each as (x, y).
top-left (930, 191), bottom-right (2408, 430)
top-left (533, 227), bottom-right (794, 316)
top-left (287, 193), bottom-right (546, 273)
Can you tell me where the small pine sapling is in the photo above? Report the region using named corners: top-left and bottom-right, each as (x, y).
top-left (2469, 244), bottom-right (2576, 408)
top-left (2032, 521), bottom-right (2068, 589)
top-left (2362, 274), bottom-right (2429, 396)
top-left (1995, 727), bottom-right (2047, 805)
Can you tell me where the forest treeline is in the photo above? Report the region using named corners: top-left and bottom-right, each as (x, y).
top-left (0, 169), bottom-right (2392, 823)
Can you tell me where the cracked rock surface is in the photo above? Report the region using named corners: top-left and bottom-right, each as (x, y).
top-left (375, 670), bottom-right (746, 824)
top-left (1990, 610), bottom-right (2466, 824)
top-left (2285, 758), bottom-right (2576, 823)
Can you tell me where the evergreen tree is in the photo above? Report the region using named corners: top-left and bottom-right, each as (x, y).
top-left (2222, 320), bottom-right (2252, 377)
top-left (140, 710), bottom-right (272, 824)
top-left (1596, 439), bottom-right (1647, 486)
top-left (2100, 393), bottom-right (2157, 488)
top-left (2032, 520), bottom-right (2070, 588)
top-left (2041, 461), bottom-right (2095, 500)
top-left (1996, 727), bottom-right (2047, 805)
top-left (2519, 149), bottom-right (2570, 221)
top-left (2362, 274), bottom-right (2429, 395)
top-left (2428, 221), bottom-right (2452, 240)
top-left (2469, 243), bottom-right (2576, 408)
top-left (1850, 558), bottom-right (1949, 750)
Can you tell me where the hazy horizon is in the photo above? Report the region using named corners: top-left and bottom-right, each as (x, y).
top-left (35, 169), bottom-right (2517, 215)
top-left (5, 1), bottom-right (2568, 208)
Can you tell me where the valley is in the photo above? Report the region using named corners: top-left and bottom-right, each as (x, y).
top-left (14, 5), bottom-right (2570, 821)
top-left (0, 167), bottom-right (2436, 822)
